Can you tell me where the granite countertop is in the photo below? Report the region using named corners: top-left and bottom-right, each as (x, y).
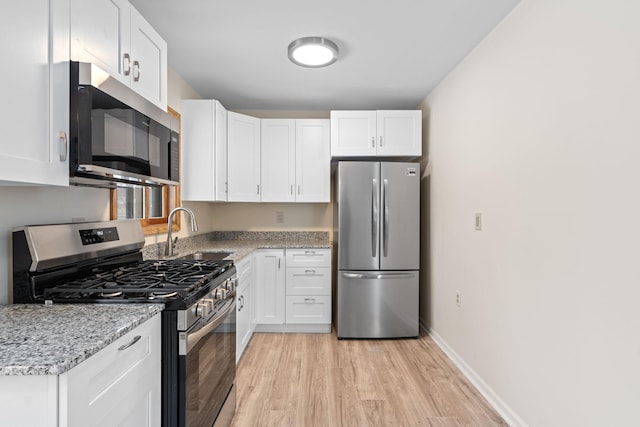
top-left (0, 304), bottom-right (163, 376)
top-left (143, 231), bottom-right (332, 262)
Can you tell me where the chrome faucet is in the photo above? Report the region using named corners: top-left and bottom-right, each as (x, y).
top-left (165, 207), bottom-right (198, 257)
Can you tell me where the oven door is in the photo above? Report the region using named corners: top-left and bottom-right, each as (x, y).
top-left (179, 299), bottom-right (236, 427)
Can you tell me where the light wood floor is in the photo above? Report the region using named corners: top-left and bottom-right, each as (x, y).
top-left (231, 330), bottom-right (507, 427)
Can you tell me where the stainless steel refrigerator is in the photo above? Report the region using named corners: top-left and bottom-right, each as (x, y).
top-left (335, 161), bottom-right (419, 338)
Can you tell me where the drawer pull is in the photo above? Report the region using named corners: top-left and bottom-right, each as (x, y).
top-left (305, 269), bottom-right (316, 274)
top-left (304, 298), bottom-right (316, 303)
top-left (118, 335), bottom-right (141, 351)
top-left (304, 250), bottom-right (316, 255)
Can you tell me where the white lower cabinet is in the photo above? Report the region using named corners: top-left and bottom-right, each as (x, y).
top-left (255, 248), bottom-right (331, 333)
top-left (60, 314), bottom-right (161, 426)
top-left (255, 250), bottom-right (286, 324)
top-left (236, 254), bottom-right (255, 363)
top-left (0, 314), bottom-right (161, 427)
top-left (285, 295), bottom-right (331, 324)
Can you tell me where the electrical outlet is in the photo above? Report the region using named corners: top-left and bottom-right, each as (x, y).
top-left (475, 213), bottom-right (482, 231)
top-left (456, 290), bottom-right (461, 307)
top-left (276, 211), bottom-right (284, 224)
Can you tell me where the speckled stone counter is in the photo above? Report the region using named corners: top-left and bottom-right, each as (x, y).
top-left (142, 231), bottom-right (332, 262)
top-left (0, 304), bottom-right (162, 376)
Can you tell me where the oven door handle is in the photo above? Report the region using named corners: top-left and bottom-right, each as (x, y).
top-left (181, 299), bottom-right (236, 355)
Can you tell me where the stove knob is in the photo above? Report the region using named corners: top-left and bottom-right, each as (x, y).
top-left (214, 288), bottom-right (228, 300)
top-left (223, 278), bottom-right (236, 292)
top-left (196, 302), bottom-right (209, 318)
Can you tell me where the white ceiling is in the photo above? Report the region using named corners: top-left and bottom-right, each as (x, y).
top-left (129, 0), bottom-right (521, 111)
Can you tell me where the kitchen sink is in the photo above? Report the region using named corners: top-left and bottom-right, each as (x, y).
top-left (179, 251), bottom-right (232, 261)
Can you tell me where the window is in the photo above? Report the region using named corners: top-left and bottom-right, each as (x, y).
top-left (109, 107), bottom-right (181, 235)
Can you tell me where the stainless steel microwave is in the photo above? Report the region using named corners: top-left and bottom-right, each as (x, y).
top-left (69, 61), bottom-right (179, 188)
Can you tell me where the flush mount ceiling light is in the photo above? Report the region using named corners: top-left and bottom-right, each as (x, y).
top-left (288, 37), bottom-right (339, 68)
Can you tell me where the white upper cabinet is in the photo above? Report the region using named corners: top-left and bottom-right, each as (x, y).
top-left (261, 119), bottom-right (296, 202)
top-left (295, 119), bottom-right (330, 202)
top-left (330, 111), bottom-right (377, 156)
top-left (228, 112), bottom-right (261, 202)
top-left (129, 7), bottom-right (167, 109)
top-left (0, 0), bottom-right (70, 186)
top-left (260, 119), bottom-right (330, 203)
top-left (330, 110), bottom-right (422, 157)
top-left (181, 99), bottom-right (227, 201)
top-left (70, 0), bottom-right (167, 110)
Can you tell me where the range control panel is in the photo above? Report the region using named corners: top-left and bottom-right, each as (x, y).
top-left (79, 227), bottom-right (120, 245)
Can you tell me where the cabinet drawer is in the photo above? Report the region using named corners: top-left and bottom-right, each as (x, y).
top-left (285, 295), bottom-right (331, 324)
top-left (61, 315), bottom-right (161, 426)
top-left (285, 249), bottom-right (331, 267)
top-left (285, 267), bottom-right (331, 295)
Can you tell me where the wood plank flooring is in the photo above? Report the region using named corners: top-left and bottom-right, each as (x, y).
top-left (231, 330), bottom-right (507, 427)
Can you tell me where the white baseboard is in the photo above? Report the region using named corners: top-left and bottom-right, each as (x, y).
top-left (422, 323), bottom-right (527, 427)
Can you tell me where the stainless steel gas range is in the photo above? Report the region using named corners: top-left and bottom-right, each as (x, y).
top-left (12, 220), bottom-right (237, 427)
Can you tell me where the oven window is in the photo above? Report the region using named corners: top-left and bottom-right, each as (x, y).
top-left (185, 307), bottom-right (236, 427)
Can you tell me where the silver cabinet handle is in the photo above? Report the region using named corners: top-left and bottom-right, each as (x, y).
top-left (257, 184), bottom-right (260, 194)
top-left (304, 298), bottom-right (316, 303)
top-left (382, 178), bottom-right (389, 257)
top-left (123, 53), bottom-right (131, 76)
top-left (371, 136), bottom-right (375, 147)
top-left (291, 185), bottom-right (293, 195)
top-left (297, 185), bottom-right (301, 195)
top-left (58, 131), bottom-right (67, 162)
top-left (133, 60), bottom-right (141, 82)
top-left (379, 136), bottom-right (383, 147)
top-left (278, 258), bottom-right (281, 269)
top-left (225, 182), bottom-right (228, 194)
top-left (304, 250), bottom-right (316, 255)
top-left (118, 335), bottom-right (141, 351)
top-left (371, 178), bottom-right (379, 257)
top-left (305, 269), bottom-right (316, 274)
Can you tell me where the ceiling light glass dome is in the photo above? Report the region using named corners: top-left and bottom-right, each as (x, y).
top-left (288, 37), bottom-right (339, 68)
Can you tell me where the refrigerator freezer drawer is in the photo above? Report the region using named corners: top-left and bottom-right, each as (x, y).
top-left (337, 270), bottom-right (419, 339)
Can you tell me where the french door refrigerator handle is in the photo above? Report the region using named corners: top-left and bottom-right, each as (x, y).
top-left (382, 178), bottom-right (389, 257)
top-left (372, 179), bottom-right (379, 257)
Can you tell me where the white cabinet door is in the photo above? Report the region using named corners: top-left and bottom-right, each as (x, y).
top-left (255, 250), bottom-right (285, 324)
top-left (0, 0), bottom-right (70, 186)
top-left (330, 111), bottom-right (376, 157)
top-left (70, 0), bottom-right (167, 110)
top-left (261, 119), bottom-right (295, 202)
top-left (70, 0), bottom-right (130, 84)
top-left (376, 110), bottom-right (422, 157)
top-left (236, 255), bottom-right (254, 363)
top-left (330, 110), bottom-right (422, 158)
top-left (181, 99), bottom-right (227, 201)
top-left (60, 315), bottom-right (161, 427)
top-left (295, 119), bottom-right (330, 202)
top-left (228, 112), bottom-right (261, 201)
top-left (129, 6), bottom-right (167, 109)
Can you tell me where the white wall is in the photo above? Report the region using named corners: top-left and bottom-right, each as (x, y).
top-left (422, 0), bottom-right (640, 425)
top-left (0, 186), bottom-right (110, 304)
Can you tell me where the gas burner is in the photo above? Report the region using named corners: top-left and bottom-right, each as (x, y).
top-left (149, 291), bottom-right (179, 300)
top-left (40, 258), bottom-right (234, 303)
top-left (97, 291), bottom-right (123, 298)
